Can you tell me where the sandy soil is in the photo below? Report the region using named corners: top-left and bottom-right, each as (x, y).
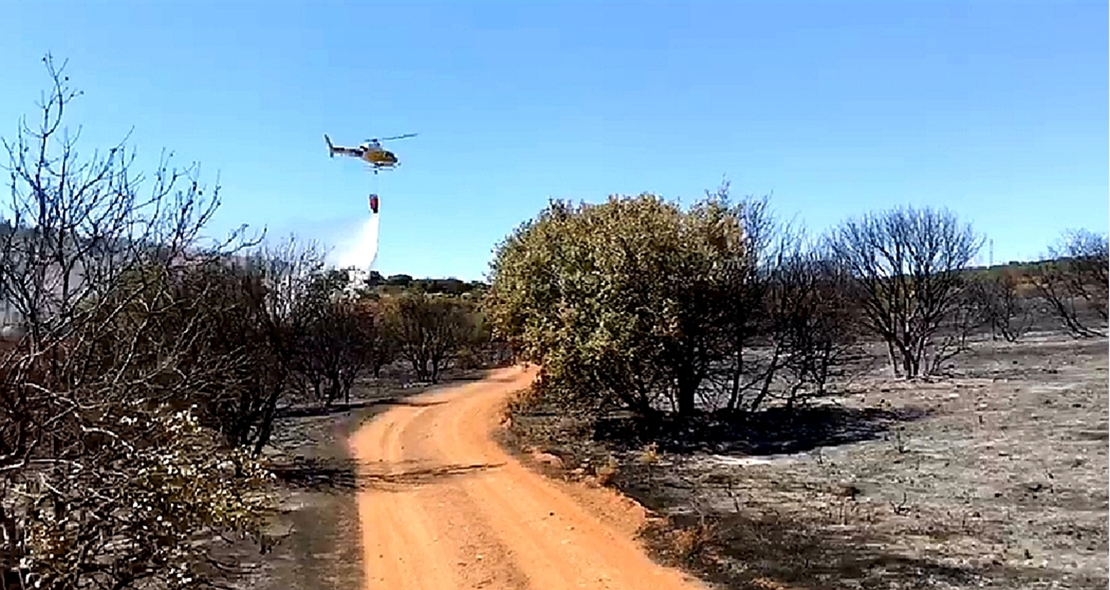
top-left (347, 364), bottom-right (707, 590)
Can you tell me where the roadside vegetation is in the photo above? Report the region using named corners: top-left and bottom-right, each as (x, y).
top-left (0, 56), bottom-right (502, 590)
top-left (485, 189), bottom-right (1108, 588)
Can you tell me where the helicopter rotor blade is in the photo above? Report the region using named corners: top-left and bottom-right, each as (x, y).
top-left (378, 133), bottom-right (418, 142)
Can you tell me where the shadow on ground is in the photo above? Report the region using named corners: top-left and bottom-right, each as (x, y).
top-left (276, 396), bottom-right (449, 419)
top-left (271, 456), bottom-right (502, 492)
top-left (640, 508), bottom-right (1096, 590)
top-left (593, 404), bottom-right (932, 456)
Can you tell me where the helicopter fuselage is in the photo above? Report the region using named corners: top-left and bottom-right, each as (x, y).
top-left (326, 134), bottom-right (404, 170)
top-left (363, 149), bottom-right (396, 163)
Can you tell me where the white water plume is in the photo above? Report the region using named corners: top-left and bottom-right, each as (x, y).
top-left (336, 213), bottom-right (380, 270)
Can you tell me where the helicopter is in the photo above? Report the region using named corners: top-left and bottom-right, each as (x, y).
top-left (324, 133), bottom-right (417, 174)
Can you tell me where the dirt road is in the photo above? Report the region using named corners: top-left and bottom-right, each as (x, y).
top-left (347, 365), bottom-right (706, 590)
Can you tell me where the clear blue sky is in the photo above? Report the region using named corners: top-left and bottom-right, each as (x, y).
top-left (3, 1), bottom-right (1106, 281)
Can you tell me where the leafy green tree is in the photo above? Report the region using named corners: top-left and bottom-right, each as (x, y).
top-left (486, 193), bottom-right (747, 417)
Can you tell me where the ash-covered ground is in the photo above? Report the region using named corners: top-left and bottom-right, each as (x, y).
top-left (505, 333), bottom-right (1109, 590)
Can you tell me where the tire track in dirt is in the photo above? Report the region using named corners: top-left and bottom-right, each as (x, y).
top-left (347, 365), bottom-right (706, 590)
top-left (353, 402), bottom-right (456, 589)
top-left (387, 390), bottom-right (530, 589)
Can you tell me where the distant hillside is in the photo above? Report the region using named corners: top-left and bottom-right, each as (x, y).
top-left (359, 260), bottom-right (1080, 299)
top-left (962, 257), bottom-right (1105, 298)
top-left (360, 271), bottom-right (488, 296)
top-left (965, 259), bottom-right (1049, 276)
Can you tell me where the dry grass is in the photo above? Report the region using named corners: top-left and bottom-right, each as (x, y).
top-left (595, 455), bottom-right (622, 486)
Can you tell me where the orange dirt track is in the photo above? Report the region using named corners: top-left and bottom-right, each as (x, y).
top-left (347, 365), bottom-right (707, 590)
